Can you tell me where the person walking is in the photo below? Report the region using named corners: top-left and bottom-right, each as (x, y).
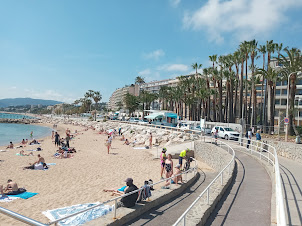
top-left (149, 132), bottom-right (153, 149)
top-left (256, 130), bottom-right (262, 152)
top-left (54, 132), bottom-right (60, 147)
top-left (246, 128), bottom-right (252, 149)
top-left (160, 148), bottom-right (167, 179)
top-left (66, 134), bottom-right (70, 148)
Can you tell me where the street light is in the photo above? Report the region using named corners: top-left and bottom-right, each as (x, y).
top-left (285, 71), bottom-right (302, 142)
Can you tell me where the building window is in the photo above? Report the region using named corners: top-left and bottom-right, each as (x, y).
top-left (256, 86), bottom-right (262, 90)
top-left (276, 90), bottom-right (281, 95)
top-left (276, 81), bottom-right (281, 86)
top-left (282, 80), bottom-right (288, 86)
top-left (296, 89), bottom-right (302, 95)
top-left (281, 99), bottom-right (287, 105)
top-left (281, 89), bottom-right (287, 95)
top-left (297, 79), bottom-right (302, 85)
top-left (275, 99), bottom-right (280, 105)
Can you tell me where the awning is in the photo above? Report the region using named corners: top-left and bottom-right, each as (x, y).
top-left (166, 113), bottom-right (177, 118)
top-left (144, 113), bottom-right (164, 119)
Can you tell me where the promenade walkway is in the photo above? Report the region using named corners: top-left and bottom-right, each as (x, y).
top-left (279, 156), bottom-right (302, 226)
top-left (205, 149), bottom-right (271, 226)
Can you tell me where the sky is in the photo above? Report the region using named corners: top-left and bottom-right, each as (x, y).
top-left (0, 0), bottom-right (302, 103)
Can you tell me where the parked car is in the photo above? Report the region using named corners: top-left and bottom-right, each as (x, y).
top-left (138, 119), bottom-right (148, 124)
top-left (211, 126), bottom-right (240, 140)
top-left (129, 117), bottom-right (140, 123)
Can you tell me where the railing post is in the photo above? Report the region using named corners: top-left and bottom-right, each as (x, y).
top-left (114, 199), bottom-right (117, 219)
top-left (207, 188), bottom-right (210, 204)
top-left (268, 151), bottom-right (270, 163)
top-left (183, 215), bottom-right (186, 226)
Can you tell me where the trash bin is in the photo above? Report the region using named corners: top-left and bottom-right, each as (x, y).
top-left (296, 136), bottom-right (301, 144)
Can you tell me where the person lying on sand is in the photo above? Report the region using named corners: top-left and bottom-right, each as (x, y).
top-left (123, 139), bottom-right (130, 145)
top-left (19, 150), bottom-right (33, 156)
top-left (23, 163), bottom-right (48, 170)
top-left (6, 142), bottom-right (14, 149)
top-left (103, 186), bottom-right (127, 196)
top-left (29, 139), bottom-right (40, 145)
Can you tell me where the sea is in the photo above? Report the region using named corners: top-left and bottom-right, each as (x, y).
top-left (0, 113), bottom-right (52, 146)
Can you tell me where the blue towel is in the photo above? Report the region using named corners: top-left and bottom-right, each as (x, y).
top-left (47, 163), bottom-right (56, 166)
top-left (8, 192), bottom-right (38, 199)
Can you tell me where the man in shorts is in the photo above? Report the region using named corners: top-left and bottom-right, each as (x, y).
top-left (179, 148), bottom-right (190, 170)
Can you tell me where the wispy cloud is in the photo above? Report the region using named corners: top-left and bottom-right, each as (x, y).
top-left (23, 89), bottom-right (77, 103)
top-left (169, 0), bottom-right (181, 8)
top-left (143, 49), bottom-right (165, 60)
top-left (183, 0), bottom-right (302, 43)
top-left (138, 68), bottom-right (151, 76)
top-left (157, 64), bottom-right (189, 72)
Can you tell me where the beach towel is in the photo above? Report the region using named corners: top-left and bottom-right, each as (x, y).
top-left (47, 163), bottom-right (56, 166)
top-left (42, 202), bottom-right (113, 226)
top-left (0, 150), bottom-right (7, 152)
top-left (0, 195), bottom-right (20, 203)
top-left (8, 192), bottom-right (38, 199)
top-left (133, 147), bottom-right (147, 150)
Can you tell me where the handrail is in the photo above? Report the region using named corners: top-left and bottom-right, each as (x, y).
top-left (173, 138), bottom-right (235, 225)
top-left (47, 159), bottom-right (198, 225)
top-left (0, 206), bottom-right (46, 226)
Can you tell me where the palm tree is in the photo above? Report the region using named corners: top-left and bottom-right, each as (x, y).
top-left (278, 47), bottom-right (302, 135)
top-left (209, 55), bottom-right (217, 69)
top-left (233, 50), bottom-right (241, 120)
top-left (92, 91), bottom-right (102, 121)
top-left (249, 39), bottom-right (258, 126)
top-left (85, 90), bottom-right (94, 113)
top-left (258, 44), bottom-right (267, 125)
top-left (135, 76), bottom-right (145, 85)
top-left (240, 41), bottom-right (250, 125)
top-left (124, 93), bottom-right (139, 116)
top-left (257, 67), bottom-right (282, 134)
top-left (218, 56), bottom-right (226, 122)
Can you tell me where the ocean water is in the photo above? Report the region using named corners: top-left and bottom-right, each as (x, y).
top-left (0, 123), bottom-right (52, 146)
top-left (0, 113), bottom-right (35, 119)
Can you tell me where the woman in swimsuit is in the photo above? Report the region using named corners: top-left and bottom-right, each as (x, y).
top-left (165, 154), bottom-right (173, 180)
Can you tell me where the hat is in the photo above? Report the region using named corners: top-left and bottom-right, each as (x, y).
top-left (162, 148), bottom-right (167, 152)
top-left (175, 164), bottom-right (181, 168)
top-left (125, 178), bottom-right (133, 183)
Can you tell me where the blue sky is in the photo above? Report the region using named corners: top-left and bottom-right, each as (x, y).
top-left (0, 0), bottom-right (301, 103)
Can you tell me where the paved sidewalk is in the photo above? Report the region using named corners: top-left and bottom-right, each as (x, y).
top-left (205, 149), bottom-right (271, 226)
top-left (279, 156), bottom-right (302, 226)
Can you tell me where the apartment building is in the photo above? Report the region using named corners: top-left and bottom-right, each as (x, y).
top-left (108, 84), bottom-right (139, 111)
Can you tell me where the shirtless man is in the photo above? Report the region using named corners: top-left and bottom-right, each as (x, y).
top-left (6, 142), bottom-right (14, 149)
top-left (5, 179), bottom-right (18, 194)
top-left (33, 154), bottom-right (45, 165)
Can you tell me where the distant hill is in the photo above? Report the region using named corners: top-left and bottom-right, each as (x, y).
top-left (0, 98), bottom-right (63, 107)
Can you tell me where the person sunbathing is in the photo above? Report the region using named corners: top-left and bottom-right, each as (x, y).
top-left (23, 163), bottom-right (48, 170)
top-left (6, 142), bottom-right (14, 149)
top-left (19, 150), bottom-right (33, 156)
top-left (4, 179), bottom-right (18, 194)
top-left (29, 139), bottom-right (40, 145)
top-left (33, 154), bottom-right (45, 165)
top-left (103, 186), bottom-right (127, 196)
top-left (20, 139), bottom-right (27, 145)
top-left (123, 139), bottom-right (130, 145)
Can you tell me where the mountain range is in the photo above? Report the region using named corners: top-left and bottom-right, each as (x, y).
top-left (0, 98), bottom-right (63, 107)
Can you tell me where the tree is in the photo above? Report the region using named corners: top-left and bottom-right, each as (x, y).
top-left (135, 76), bottom-right (145, 85)
top-left (278, 47), bottom-right (302, 135)
top-left (258, 44), bottom-right (267, 125)
top-left (92, 91), bottom-right (102, 121)
top-left (249, 39), bottom-right (258, 126)
top-left (124, 93), bottom-right (139, 116)
top-left (84, 90), bottom-right (95, 113)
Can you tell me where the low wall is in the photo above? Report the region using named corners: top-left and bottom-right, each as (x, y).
top-left (86, 170), bottom-right (199, 225)
top-left (183, 140), bottom-right (235, 225)
top-left (263, 139), bottom-right (302, 164)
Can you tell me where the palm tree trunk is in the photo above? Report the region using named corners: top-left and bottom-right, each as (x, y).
top-left (213, 80), bottom-right (217, 122)
top-left (289, 75), bottom-right (297, 136)
top-left (219, 80), bottom-right (223, 122)
top-left (269, 83), bottom-right (274, 134)
top-left (240, 59), bottom-right (244, 119)
top-left (245, 54), bottom-right (248, 125)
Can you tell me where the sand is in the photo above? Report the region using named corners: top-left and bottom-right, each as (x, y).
top-left (0, 123), bottom-right (165, 225)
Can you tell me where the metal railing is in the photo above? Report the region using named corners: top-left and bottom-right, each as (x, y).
top-left (173, 138), bottom-right (236, 226)
top-left (226, 136), bottom-right (286, 226)
top-left (46, 159), bottom-right (198, 225)
top-left (0, 207), bottom-right (46, 226)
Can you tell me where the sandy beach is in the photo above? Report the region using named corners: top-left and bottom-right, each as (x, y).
top-left (0, 122), bottom-right (165, 225)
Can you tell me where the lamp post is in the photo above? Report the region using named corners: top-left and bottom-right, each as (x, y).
top-left (285, 71), bottom-right (302, 142)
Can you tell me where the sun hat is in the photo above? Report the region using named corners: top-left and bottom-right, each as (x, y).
top-left (162, 148), bottom-right (167, 152)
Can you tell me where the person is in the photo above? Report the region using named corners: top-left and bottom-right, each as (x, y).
top-left (66, 134), bottom-right (70, 148)
top-left (103, 186), bottom-right (127, 196)
top-left (54, 132), bottom-right (60, 146)
top-left (246, 128), bottom-right (252, 149)
top-left (149, 132), bottom-right (153, 149)
top-left (214, 128), bottom-right (218, 143)
top-left (131, 138), bottom-right (137, 147)
top-left (4, 180), bottom-right (18, 194)
top-left (19, 150), bottom-right (33, 156)
top-left (256, 130), bottom-right (262, 152)
top-left (0, 185), bottom-right (5, 196)
top-left (120, 133), bottom-right (125, 141)
top-left (105, 135), bottom-right (112, 154)
top-left (6, 142), bottom-right (14, 149)
top-left (23, 163), bottom-right (48, 170)
top-left (160, 148), bottom-right (167, 179)
top-left (173, 164), bottom-right (183, 184)
top-left (118, 127), bottom-right (122, 136)
top-left (52, 131), bottom-right (55, 140)
top-left (20, 139), bottom-right (26, 145)
top-left (164, 154), bottom-right (173, 185)
top-left (30, 131), bottom-right (33, 139)
top-left (123, 139), bottom-right (130, 145)
top-left (179, 148), bottom-right (190, 170)
top-left (117, 178), bottom-right (138, 208)
top-left (33, 154), bottom-right (45, 165)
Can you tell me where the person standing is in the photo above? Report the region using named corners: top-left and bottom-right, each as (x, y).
top-left (106, 135), bottom-right (112, 154)
top-left (54, 132), bottom-right (60, 147)
top-left (160, 148), bottom-right (167, 179)
top-left (246, 128), bottom-right (252, 149)
top-left (118, 127), bottom-right (122, 136)
top-left (256, 130), bottom-right (262, 152)
top-left (66, 134), bottom-right (70, 148)
top-left (179, 148), bottom-right (190, 170)
top-left (149, 132), bottom-right (153, 149)
top-left (30, 131), bottom-right (33, 139)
